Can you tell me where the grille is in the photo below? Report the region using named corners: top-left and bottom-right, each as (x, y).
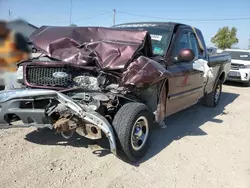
top-left (26, 67), bottom-right (73, 87)
top-left (230, 63), bottom-right (245, 70)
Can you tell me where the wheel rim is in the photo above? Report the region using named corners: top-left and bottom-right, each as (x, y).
top-left (131, 116), bottom-right (149, 151)
top-left (214, 84), bottom-right (221, 103)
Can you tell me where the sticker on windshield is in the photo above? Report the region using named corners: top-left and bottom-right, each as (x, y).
top-left (150, 34), bottom-right (162, 41)
top-left (240, 55), bottom-right (248, 58)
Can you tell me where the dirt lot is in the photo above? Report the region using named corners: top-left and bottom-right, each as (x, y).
top-left (0, 83), bottom-right (249, 188)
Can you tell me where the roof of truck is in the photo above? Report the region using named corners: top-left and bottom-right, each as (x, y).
top-left (114, 21), bottom-right (184, 26)
top-left (113, 21), bottom-right (190, 28)
top-left (113, 21), bottom-right (200, 31)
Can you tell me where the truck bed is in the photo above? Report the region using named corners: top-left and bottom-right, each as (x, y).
top-left (208, 52), bottom-right (231, 67)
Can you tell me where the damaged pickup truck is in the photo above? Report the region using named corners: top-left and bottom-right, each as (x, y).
top-left (0, 22), bottom-right (231, 162)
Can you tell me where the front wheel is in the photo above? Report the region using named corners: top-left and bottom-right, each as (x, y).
top-left (204, 80), bottom-right (222, 107)
top-left (112, 102), bottom-right (153, 162)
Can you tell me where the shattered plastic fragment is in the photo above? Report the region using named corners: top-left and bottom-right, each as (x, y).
top-left (193, 59), bottom-right (213, 78)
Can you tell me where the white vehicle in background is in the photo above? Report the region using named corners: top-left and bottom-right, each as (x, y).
top-left (224, 49), bottom-right (250, 86)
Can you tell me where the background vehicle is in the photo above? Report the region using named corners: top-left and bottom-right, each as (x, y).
top-left (0, 22), bottom-right (231, 162)
top-left (224, 49), bottom-right (250, 86)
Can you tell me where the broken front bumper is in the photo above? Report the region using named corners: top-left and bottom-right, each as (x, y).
top-left (0, 89), bottom-right (117, 155)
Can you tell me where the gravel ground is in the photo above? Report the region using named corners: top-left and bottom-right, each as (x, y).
top-left (0, 83), bottom-right (249, 188)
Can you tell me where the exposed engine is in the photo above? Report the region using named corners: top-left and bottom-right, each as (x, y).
top-left (52, 112), bottom-right (103, 140)
top-left (42, 79), bottom-right (122, 141)
top-left (16, 62), bottom-right (138, 142)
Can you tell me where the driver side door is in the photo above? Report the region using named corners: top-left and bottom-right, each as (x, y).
top-left (165, 28), bottom-right (204, 116)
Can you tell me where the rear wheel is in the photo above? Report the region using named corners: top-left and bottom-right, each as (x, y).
top-left (112, 102), bottom-right (153, 162)
top-left (204, 80), bottom-right (222, 107)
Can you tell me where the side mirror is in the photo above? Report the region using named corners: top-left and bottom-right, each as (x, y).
top-left (177, 49), bottom-right (195, 62)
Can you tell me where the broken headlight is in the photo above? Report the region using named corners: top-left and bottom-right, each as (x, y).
top-left (16, 66), bottom-right (24, 83)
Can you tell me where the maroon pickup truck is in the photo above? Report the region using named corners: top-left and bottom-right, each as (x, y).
top-left (0, 22), bottom-right (231, 162)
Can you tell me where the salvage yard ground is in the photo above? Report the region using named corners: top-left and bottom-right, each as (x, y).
top-left (0, 83), bottom-right (249, 188)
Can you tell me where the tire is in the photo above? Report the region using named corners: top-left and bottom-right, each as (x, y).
top-left (204, 79), bottom-right (222, 107)
top-left (112, 102), bottom-right (153, 162)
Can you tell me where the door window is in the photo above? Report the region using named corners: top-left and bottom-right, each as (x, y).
top-left (172, 32), bottom-right (189, 57)
top-left (172, 31), bottom-right (200, 62)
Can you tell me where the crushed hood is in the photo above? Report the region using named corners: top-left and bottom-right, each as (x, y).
top-left (29, 26), bottom-right (153, 70)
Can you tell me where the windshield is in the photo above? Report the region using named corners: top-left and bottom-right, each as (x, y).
top-left (113, 25), bottom-right (172, 56)
top-left (223, 50), bottom-right (250, 61)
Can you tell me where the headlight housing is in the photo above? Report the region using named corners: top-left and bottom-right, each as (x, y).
top-left (239, 64), bottom-right (250, 69)
top-left (16, 66), bottom-right (24, 83)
